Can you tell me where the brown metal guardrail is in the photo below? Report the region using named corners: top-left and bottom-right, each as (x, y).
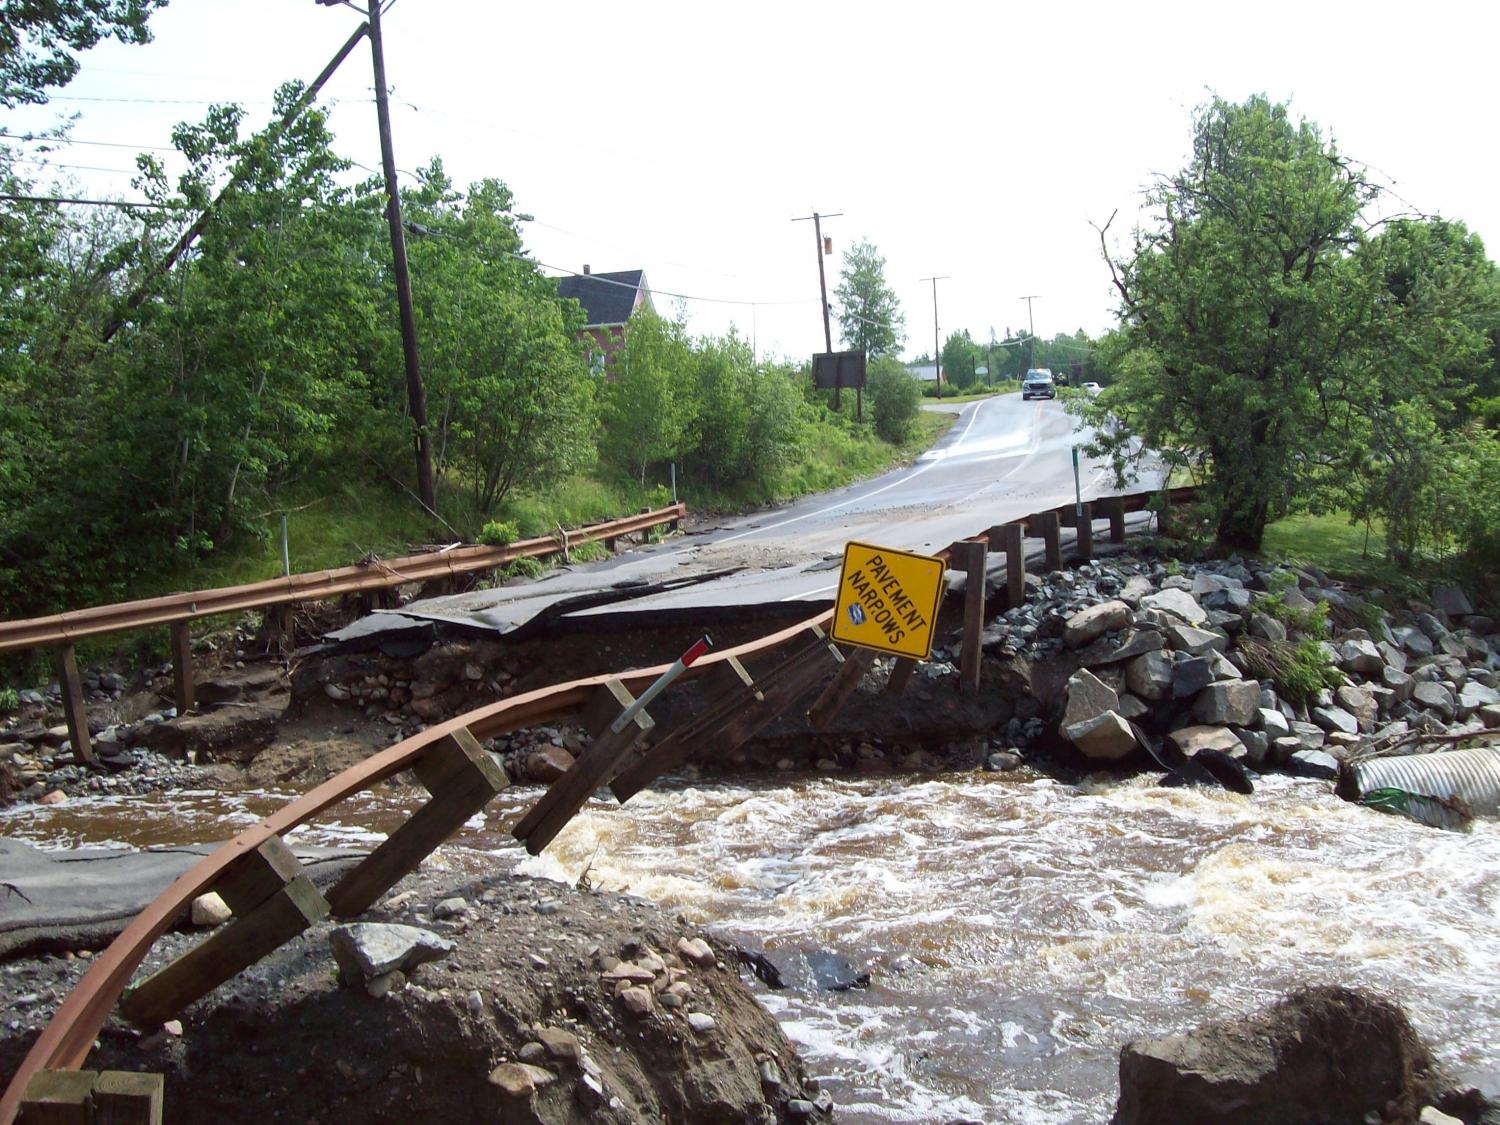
top-left (0, 484), bottom-right (1192, 1122)
top-left (0, 504), bottom-right (687, 652)
top-left (0, 503), bottom-right (687, 767)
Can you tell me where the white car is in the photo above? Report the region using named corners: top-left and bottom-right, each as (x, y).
top-left (1082, 382), bottom-right (1102, 394)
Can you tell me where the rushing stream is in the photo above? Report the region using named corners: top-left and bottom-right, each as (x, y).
top-left (6, 768), bottom-right (1499, 1123)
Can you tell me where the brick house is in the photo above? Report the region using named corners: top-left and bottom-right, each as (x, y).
top-left (556, 266), bottom-right (654, 373)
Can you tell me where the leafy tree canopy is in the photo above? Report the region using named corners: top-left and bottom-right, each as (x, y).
top-left (834, 238), bottom-right (905, 359)
top-left (1085, 94), bottom-right (1500, 565)
top-left (1088, 94), bottom-right (1379, 550)
top-left (1, 0), bottom-right (167, 107)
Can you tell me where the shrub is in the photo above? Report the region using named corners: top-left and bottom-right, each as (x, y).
top-left (867, 357), bottom-right (922, 443)
top-left (1252, 576), bottom-right (1331, 636)
top-left (503, 556), bottom-right (546, 579)
top-left (1239, 636), bottom-right (1343, 705)
top-left (0, 687), bottom-right (18, 712)
top-left (478, 520), bottom-right (520, 546)
top-left (569, 539), bottom-right (609, 563)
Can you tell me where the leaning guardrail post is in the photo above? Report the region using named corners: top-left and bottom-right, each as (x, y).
top-left (54, 645), bottom-right (94, 765)
top-left (953, 540), bottom-right (988, 694)
top-left (168, 622), bottom-right (194, 716)
top-left (327, 728), bottom-right (509, 917)
top-left (122, 837), bottom-right (329, 1028)
top-left (885, 657), bottom-right (917, 697)
top-left (807, 646), bottom-right (874, 729)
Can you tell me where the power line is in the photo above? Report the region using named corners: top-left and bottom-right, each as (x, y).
top-left (44, 94), bottom-right (277, 105)
top-left (0, 193), bottom-right (168, 209)
top-left (12, 156), bottom-right (136, 174)
top-left (535, 258), bottom-right (813, 309)
top-left (2, 135), bottom-right (178, 153)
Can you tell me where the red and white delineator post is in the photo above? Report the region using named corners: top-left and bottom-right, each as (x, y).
top-left (609, 634), bottom-right (713, 734)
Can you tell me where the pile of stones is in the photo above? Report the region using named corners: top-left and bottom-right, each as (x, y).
top-left (1027, 557), bottom-right (1499, 781)
top-left (1, 709), bottom-right (196, 803)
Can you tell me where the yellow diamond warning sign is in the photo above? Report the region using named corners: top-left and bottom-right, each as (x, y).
top-left (829, 540), bottom-right (946, 660)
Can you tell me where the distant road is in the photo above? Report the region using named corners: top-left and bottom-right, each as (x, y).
top-left (336, 393), bottom-right (1157, 640)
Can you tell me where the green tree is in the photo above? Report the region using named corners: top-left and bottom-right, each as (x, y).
top-left (1332, 218), bottom-right (1500, 565)
top-left (406, 169), bottom-right (596, 513)
top-left (834, 238), bottom-right (905, 359)
top-left (1088, 95), bottom-right (1377, 550)
top-left (1, 0), bottom-right (167, 107)
top-left (867, 356), bottom-right (920, 442)
top-left (600, 310), bottom-right (694, 485)
top-left (941, 330), bottom-right (978, 389)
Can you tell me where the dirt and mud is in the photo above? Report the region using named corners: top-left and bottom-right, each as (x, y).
top-left (0, 862), bottom-right (831, 1124)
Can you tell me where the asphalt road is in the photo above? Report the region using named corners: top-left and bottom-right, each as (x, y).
top-left (334, 393), bottom-right (1158, 641)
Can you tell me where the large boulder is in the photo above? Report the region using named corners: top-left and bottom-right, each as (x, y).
top-left (1338, 638), bottom-right (1385, 677)
top-left (1311, 705), bottom-right (1360, 737)
top-left (1111, 986), bottom-right (1442, 1125)
top-left (1064, 600), bottom-right (1133, 649)
top-left (1192, 682), bottom-right (1260, 727)
top-left (1165, 725), bottom-right (1243, 759)
top-left (1139, 589), bottom-right (1208, 627)
top-left (1171, 657), bottom-right (1215, 699)
top-left (1061, 668), bottom-right (1119, 728)
top-left (1063, 711), bottom-right (1139, 761)
top-left (1125, 651), bottom-right (1174, 701)
top-left (1412, 682), bottom-right (1457, 721)
top-left (1080, 628), bottom-right (1166, 667)
top-left (1430, 584), bottom-right (1473, 618)
top-left (1167, 624), bottom-right (1228, 656)
top-left (329, 923), bottom-right (455, 983)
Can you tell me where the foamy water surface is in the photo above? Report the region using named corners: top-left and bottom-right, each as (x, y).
top-left (5, 770), bottom-right (1498, 1123)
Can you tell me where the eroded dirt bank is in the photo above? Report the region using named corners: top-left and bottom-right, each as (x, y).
top-left (0, 862), bottom-right (831, 1124)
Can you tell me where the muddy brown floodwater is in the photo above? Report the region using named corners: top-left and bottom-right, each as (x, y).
top-left (5, 768), bottom-right (1498, 1123)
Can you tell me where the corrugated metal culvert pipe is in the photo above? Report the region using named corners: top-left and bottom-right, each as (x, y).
top-left (1338, 747), bottom-right (1500, 830)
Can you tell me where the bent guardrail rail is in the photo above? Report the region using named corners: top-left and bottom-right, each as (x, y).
top-left (0, 483), bottom-right (1189, 1122)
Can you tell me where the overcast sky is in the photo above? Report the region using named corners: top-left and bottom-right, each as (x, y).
top-left (8, 0), bottom-right (1499, 363)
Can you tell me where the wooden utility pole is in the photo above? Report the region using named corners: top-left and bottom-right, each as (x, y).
top-left (1020, 294), bottom-right (1041, 373)
top-left (792, 210), bottom-right (842, 407)
top-left (366, 0), bottom-right (436, 510)
top-left (922, 276), bottom-right (948, 388)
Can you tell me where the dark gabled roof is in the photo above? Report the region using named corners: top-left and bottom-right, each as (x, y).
top-left (556, 269), bottom-right (648, 328)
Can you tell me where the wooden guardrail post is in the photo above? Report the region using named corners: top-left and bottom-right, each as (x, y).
top-left (885, 657), bottom-right (917, 697)
top-left (1074, 503), bottom-right (1094, 560)
top-left (808, 646), bottom-right (875, 729)
top-left (328, 728), bottom-right (508, 917)
top-left (1099, 495), bottom-right (1127, 543)
top-left (952, 540), bottom-right (987, 694)
top-left (20, 1070), bottom-right (97, 1124)
top-left (610, 632), bottom-right (841, 802)
top-left (168, 622), bottom-right (193, 716)
top-left (92, 1072), bottom-right (164, 1125)
top-left (990, 522), bottom-right (1026, 607)
top-left (512, 680), bottom-right (655, 855)
top-left (122, 837), bottom-right (328, 1029)
top-left (22, 1069), bottom-right (164, 1124)
top-left (54, 644), bottom-right (94, 766)
top-left (1029, 510), bottom-right (1062, 571)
